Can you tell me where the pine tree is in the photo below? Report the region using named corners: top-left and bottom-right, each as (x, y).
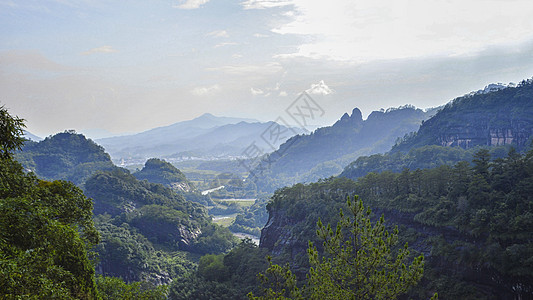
top-left (249, 196), bottom-right (425, 300)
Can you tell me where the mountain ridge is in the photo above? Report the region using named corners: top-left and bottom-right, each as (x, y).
top-left (97, 115), bottom-right (304, 162)
top-left (252, 105), bottom-right (434, 192)
top-left (392, 78), bottom-right (533, 153)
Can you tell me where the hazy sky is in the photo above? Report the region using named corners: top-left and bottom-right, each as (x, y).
top-left (2, 0), bottom-right (533, 138)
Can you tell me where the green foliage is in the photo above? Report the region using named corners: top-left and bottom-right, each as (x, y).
top-left (341, 144), bottom-right (511, 180)
top-left (250, 197), bottom-right (424, 300)
top-left (248, 257), bottom-right (302, 300)
top-left (128, 204), bottom-right (192, 248)
top-left (0, 108), bottom-right (99, 299)
top-left (229, 197), bottom-right (269, 236)
top-left (133, 158), bottom-right (189, 188)
top-left (96, 275), bottom-right (167, 300)
top-left (392, 81), bottom-right (533, 153)
top-left (16, 130), bottom-right (116, 185)
top-left (85, 168), bottom-right (207, 219)
top-left (352, 148), bottom-right (533, 298)
top-left (168, 239), bottom-right (269, 300)
top-left (93, 217), bottom-right (197, 283)
top-left (88, 167), bottom-right (237, 283)
top-left (193, 224), bottom-right (239, 254)
top-left (306, 197), bottom-right (424, 300)
top-left (259, 177), bottom-right (359, 270)
top-left (0, 105), bottom-right (25, 159)
top-left (197, 254), bottom-right (228, 281)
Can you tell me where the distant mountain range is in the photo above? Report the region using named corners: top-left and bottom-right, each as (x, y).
top-left (23, 130), bottom-right (42, 141)
top-left (252, 105), bottom-right (438, 192)
top-left (341, 78), bottom-right (533, 180)
top-left (96, 113), bottom-right (305, 162)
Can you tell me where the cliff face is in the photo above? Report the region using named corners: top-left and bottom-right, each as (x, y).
top-left (436, 115), bottom-right (533, 149)
top-left (261, 203), bottom-right (523, 299)
top-left (393, 80), bottom-right (533, 153)
top-left (260, 208), bottom-right (307, 257)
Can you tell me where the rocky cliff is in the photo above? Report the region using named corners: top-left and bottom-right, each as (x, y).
top-left (258, 173), bottom-right (532, 299)
top-left (393, 79), bottom-right (533, 153)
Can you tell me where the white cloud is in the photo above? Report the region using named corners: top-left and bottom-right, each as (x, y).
top-left (253, 33), bottom-right (269, 38)
top-left (306, 80), bottom-right (333, 95)
top-left (279, 91), bottom-right (288, 97)
top-left (191, 84), bottom-right (220, 96)
top-left (207, 62), bottom-right (283, 76)
top-left (81, 46), bottom-right (117, 55)
top-left (272, 0), bottom-right (533, 62)
top-left (250, 87), bottom-right (264, 95)
top-left (241, 0), bottom-right (293, 9)
top-left (214, 42), bottom-right (238, 48)
top-left (207, 30), bottom-right (229, 38)
top-left (173, 0), bottom-right (209, 9)
top-left (232, 54), bottom-right (243, 59)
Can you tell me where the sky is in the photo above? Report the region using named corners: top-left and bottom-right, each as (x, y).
top-left (2, 0), bottom-right (533, 138)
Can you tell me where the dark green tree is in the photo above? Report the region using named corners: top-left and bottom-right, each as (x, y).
top-left (0, 105), bottom-right (25, 159)
top-left (250, 196), bottom-right (425, 300)
top-left (306, 197), bottom-right (424, 300)
top-left (0, 106), bottom-right (99, 299)
top-left (472, 149), bottom-right (491, 180)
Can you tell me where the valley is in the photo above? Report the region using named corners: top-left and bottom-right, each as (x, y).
top-left (4, 78), bottom-right (533, 299)
top-left (5, 2), bottom-right (533, 299)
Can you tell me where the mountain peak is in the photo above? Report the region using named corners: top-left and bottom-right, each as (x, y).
top-left (334, 107), bottom-right (363, 127)
top-left (351, 108), bottom-right (363, 121)
top-left (198, 113), bottom-right (216, 119)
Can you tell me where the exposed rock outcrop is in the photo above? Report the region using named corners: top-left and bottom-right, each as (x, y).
top-left (393, 80), bottom-right (533, 153)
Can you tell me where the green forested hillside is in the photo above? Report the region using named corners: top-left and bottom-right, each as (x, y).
top-left (168, 239), bottom-right (269, 299)
top-left (340, 144), bottom-right (512, 180)
top-left (1, 108), bottom-right (101, 298)
top-left (6, 111), bottom-right (238, 296)
top-left (352, 149), bottom-right (533, 299)
top-left (392, 79), bottom-right (533, 153)
top-left (133, 158), bottom-right (189, 188)
top-left (85, 168), bottom-right (238, 283)
top-left (16, 131), bottom-right (116, 185)
top-left (133, 158), bottom-right (215, 206)
top-left (260, 148), bottom-right (533, 299)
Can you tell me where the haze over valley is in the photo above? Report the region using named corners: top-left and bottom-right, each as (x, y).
top-left (3, 1), bottom-right (533, 299)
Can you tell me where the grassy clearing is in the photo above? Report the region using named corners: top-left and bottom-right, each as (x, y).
top-left (214, 199), bottom-right (255, 208)
top-left (212, 215), bottom-right (236, 227)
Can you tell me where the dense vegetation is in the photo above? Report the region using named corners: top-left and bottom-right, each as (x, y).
top-left (228, 197), bottom-right (270, 236)
top-left (0, 107), bottom-right (172, 299)
top-left (134, 158), bottom-right (189, 188)
top-left (4, 78), bottom-right (533, 299)
top-left (85, 168), bottom-right (238, 283)
top-left (170, 198), bottom-right (427, 300)
top-left (0, 108), bottom-right (99, 298)
top-left (341, 144), bottom-right (511, 180)
top-left (352, 148), bottom-right (533, 298)
top-left (3, 107), bottom-right (243, 298)
top-left (16, 130), bottom-right (116, 185)
top-left (249, 197), bottom-right (426, 300)
top-left (131, 158), bottom-right (215, 206)
top-left (262, 147), bottom-right (533, 299)
top-left (392, 79), bottom-right (533, 153)
top-left (168, 239), bottom-right (269, 300)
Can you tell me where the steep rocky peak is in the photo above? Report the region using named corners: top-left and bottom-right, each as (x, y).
top-left (340, 112), bottom-right (350, 121)
top-left (334, 107), bottom-right (363, 127)
top-left (351, 108), bottom-right (363, 121)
